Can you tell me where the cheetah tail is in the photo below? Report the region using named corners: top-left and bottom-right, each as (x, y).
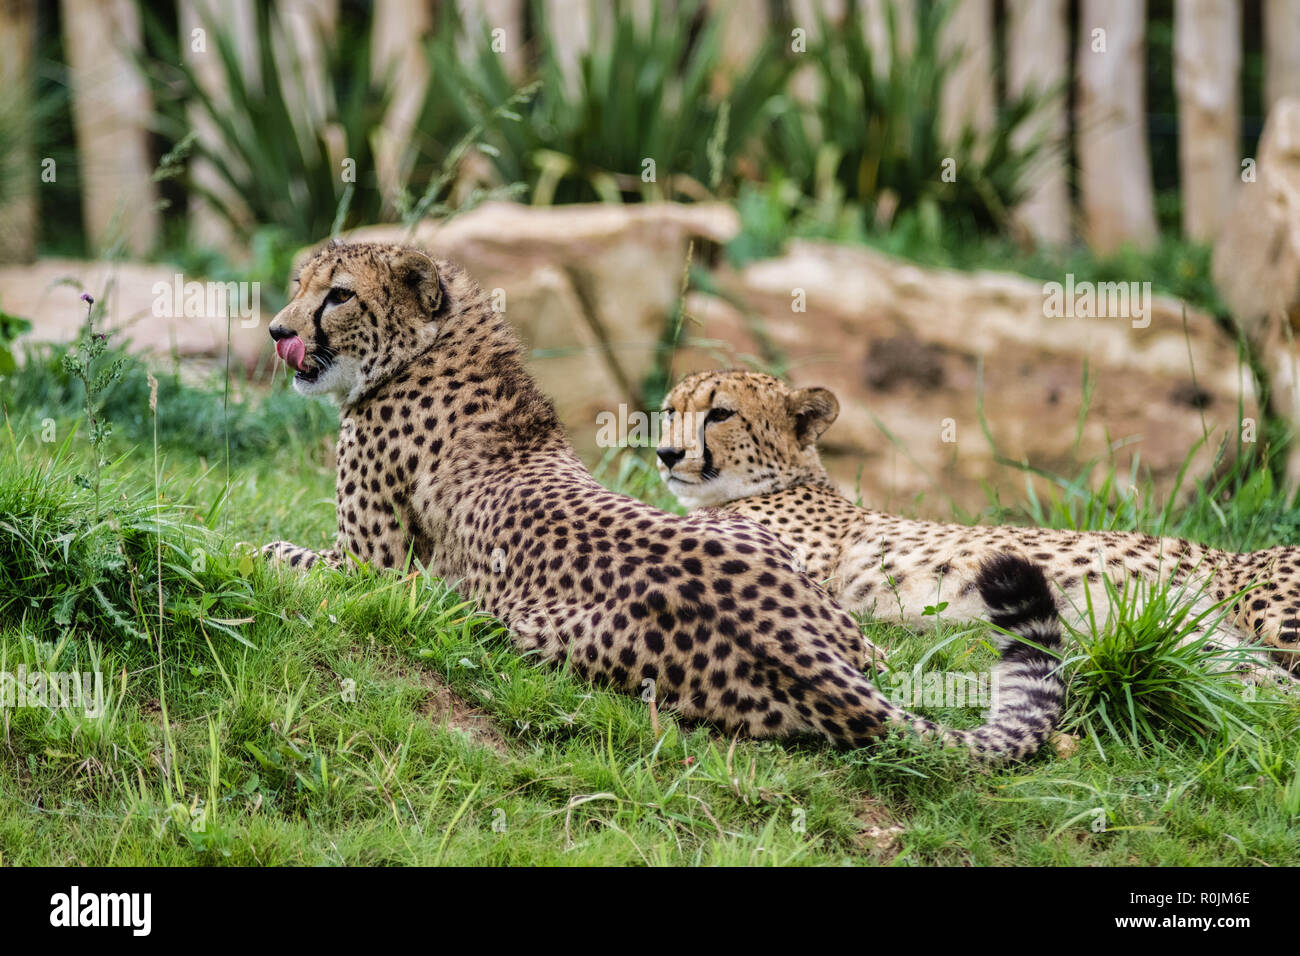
top-left (874, 552), bottom-right (1065, 761)
top-left (961, 552), bottom-right (1066, 760)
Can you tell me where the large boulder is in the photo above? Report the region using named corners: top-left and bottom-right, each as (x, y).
top-left (1, 258), bottom-right (268, 372)
top-left (676, 240), bottom-right (1257, 516)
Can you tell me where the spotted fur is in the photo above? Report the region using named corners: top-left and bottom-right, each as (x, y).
top-left (261, 242), bottom-right (1065, 761)
top-left (657, 369), bottom-right (1300, 686)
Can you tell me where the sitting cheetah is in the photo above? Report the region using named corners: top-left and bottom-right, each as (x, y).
top-left (657, 369), bottom-right (1300, 683)
top-left (261, 240), bottom-right (1066, 760)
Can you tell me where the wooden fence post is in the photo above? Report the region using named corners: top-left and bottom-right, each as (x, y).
top-left (0, 0), bottom-right (36, 262)
top-left (939, 0), bottom-right (996, 149)
top-left (1006, 0), bottom-right (1071, 245)
top-left (1174, 0), bottom-right (1240, 241)
top-left (862, 0), bottom-right (915, 67)
top-left (787, 0), bottom-right (844, 104)
top-left (457, 0), bottom-right (523, 76)
top-left (1264, 0), bottom-right (1300, 108)
top-left (1076, 0), bottom-right (1158, 252)
top-left (278, 0), bottom-right (339, 174)
top-left (61, 0), bottom-right (160, 256)
top-left (544, 0), bottom-right (594, 97)
top-left (713, 0), bottom-right (767, 78)
top-left (180, 0), bottom-right (257, 252)
top-left (374, 0), bottom-right (434, 214)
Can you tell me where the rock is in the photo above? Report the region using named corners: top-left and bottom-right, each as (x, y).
top-left (715, 240), bottom-right (1256, 516)
top-left (664, 290), bottom-right (769, 383)
top-left (1050, 731), bottom-right (1080, 759)
top-left (4, 201), bottom-right (1247, 516)
top-left (1, 258), bottom-right (268, 372)
top-left (1212, 97), bottom-right (1300, 486)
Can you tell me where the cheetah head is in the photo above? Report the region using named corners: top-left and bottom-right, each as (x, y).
top-left (656, 369), bottom-right (838, 509)
top-left (268, 241), bottom-right (443, 405)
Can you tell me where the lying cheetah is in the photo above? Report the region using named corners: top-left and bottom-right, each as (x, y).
top-left (657, 369), bottom-right (1300, 683)
top-left (262, 241), bottom-right (1066, 760)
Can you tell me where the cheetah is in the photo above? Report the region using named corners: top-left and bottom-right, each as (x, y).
top-left (656, 369), bottom-right (1300, 685)
top-left (261, 241), bottom-right (1066, 760)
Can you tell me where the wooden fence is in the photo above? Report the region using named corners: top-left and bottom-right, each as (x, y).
top-left (0, 0), bottom-right (1294, 262)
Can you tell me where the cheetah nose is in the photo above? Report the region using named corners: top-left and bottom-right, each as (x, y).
top-left (268, 324), bottom-right (294, 342)
top-left (657, 447), bottom-right (685, 468)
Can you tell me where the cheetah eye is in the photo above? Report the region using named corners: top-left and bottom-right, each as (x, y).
top-left (705, 408), bottom-right (735, 425)
top-left (325, 288), bottom-right (355, 305)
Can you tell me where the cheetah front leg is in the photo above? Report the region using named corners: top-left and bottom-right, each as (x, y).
top-left (261, 540), bottom-right (345, 571)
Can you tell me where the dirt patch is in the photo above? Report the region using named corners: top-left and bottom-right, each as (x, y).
top-left (369, 647), bottom-right (509, 754)
top-left (418, 682), bottom-right (509, 754)
top-left (863, 335), bottom-right (948, 391)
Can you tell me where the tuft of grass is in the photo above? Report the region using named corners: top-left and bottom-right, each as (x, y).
top-left (1058, 571), bottom-right (1269, 755)
top-left (0, 434), bottom-right (254, 647)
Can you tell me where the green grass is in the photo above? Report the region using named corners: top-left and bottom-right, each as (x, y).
top-left (1, 361), bottom-right (1299, 867)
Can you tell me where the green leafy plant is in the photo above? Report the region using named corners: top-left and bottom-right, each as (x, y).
top-left (141, 2), bottom-right (393, 245)
top-left (765, 0), bottom-right (1056, 237)
top-left (0, 436), bottom-right (253, 645)
top-left (59, 294), bottom-right (125, 515)
top-left (1059, 571), bottom-right (1267, 753)
top-left (413, 0), bottom-right (795, 205)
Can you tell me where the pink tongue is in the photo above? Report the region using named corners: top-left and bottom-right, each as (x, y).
top-left (276, 336), bottom-right (306, 371)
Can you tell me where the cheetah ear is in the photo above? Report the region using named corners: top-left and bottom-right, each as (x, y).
top-left (786, 387), bottom-right (839, 446)
top-left (390, 247), bottom-right (443, 316)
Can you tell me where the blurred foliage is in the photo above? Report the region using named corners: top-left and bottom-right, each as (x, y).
top-left (764, 0), bottom-right (1057, 237)
top-left (416, 0), bottom-right (1052, 226)
top-left (413, 0), bottom-right (795, 205)
top-left (0, 83), bottom-right (27, 216)
top-left (395, 80), bottom-right (539, 230)
top-left (8, 0), bottom-right (1259, 325)
top-left (1, 49), bottom-right (74, 255)
top-left (0, 309), bottom-right (32, 376)
top-left (140, 1), bottom-right (392, 246)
